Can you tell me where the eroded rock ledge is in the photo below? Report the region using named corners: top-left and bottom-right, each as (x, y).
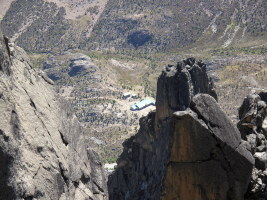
top-left (108, 58), bottom-right (254, 200)
top-left (0, 32), bottom-right (107, 199)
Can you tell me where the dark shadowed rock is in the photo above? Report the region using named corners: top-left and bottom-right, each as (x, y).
top-left (238, 93), bottom-right (265, 139)
top-left (108, 58), bottom-right (253, 200)
top-left (171, 94), bottom-right (253, 199)
top-left (0, 30), bottom-right (11, 76)
top-left (254, 152), bottom-right (267, 170)
top-left (156, 58), bottom-right (217, 125)
top-left (238, 92), bottom-right (267, 199)
top-left (163, 95), bottom-right (253, 200)
top-left (108, 111), bottom-right (172, 200)
top-left (190, 94), bottom-right (241, 147)
top-left (0, 32), bottom-right (107, 200)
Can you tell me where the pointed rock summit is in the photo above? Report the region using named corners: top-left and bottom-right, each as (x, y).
top-left (108, 58), bottom-right (254, 200)
top-left (156, 58), bottom-right (217, 124)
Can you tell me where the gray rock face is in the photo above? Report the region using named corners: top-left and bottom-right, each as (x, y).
top-left (0, 33), bottom-right (107, 199)
top-left (238, 92), bottom-right (267, 199)
top-left (108, 58), bottom-right (253, 200)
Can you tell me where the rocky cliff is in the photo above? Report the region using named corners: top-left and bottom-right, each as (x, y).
top-left (108, 58), bottom-right (254, 200)
top-left (238, 92), bottom-right (267, 199)
top-left (0, 31), bottom-right (107, 199)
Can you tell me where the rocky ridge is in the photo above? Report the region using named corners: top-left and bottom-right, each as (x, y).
top-left (155, 58), bottom-right (217, 124)
top-left (0, 31), bottom-right (107, 199)
top-left (108, 58), bottom-right (254, 200)
top-left (0, 0), bottom-right (266, 53)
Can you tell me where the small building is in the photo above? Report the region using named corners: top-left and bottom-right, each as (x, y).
top-left (130, 99), bottom-right (156, 111)
top-left (122, 92), bottom-right (131, 99)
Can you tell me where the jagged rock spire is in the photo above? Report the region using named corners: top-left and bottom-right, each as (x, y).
top-left (108, 58), bottom-right (253, 200)
top-left (156, 57), bottom-right (217, 124)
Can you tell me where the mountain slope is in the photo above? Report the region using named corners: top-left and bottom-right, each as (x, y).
top-left (0, 0), bottom-right (108, 52)
top-left (87, 0), bottom-right (266, 52)
top-left (0, 0), bottom-right (266, 53)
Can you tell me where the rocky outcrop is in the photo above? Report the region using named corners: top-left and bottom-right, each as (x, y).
top-left (0, 32), bottom-right (107, 199)
top-left (108, 58), bottom-right (254, 200)
top-left (238, 92), bottom-right (267, 199)
top-left (156, 57), bottom-right (217, 124)
top-left (163, 94), bottom-right (254, 200)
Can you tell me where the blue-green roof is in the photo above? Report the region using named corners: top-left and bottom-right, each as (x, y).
top-left (130, 99), bottom-right (155, 110)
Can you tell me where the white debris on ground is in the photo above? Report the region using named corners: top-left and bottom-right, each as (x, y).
top-left (104, 163), bottom-right (117, 173)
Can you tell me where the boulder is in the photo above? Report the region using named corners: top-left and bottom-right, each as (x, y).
top-left (238, 94), bottom-right (266, 139)
top-left (254, 152), bottom-right (267, 170)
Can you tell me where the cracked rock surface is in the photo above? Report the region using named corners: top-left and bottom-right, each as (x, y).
top-left (0, 31), bottom-right (107, 200)
top-left (108, 58), bottom-right (254, 200)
